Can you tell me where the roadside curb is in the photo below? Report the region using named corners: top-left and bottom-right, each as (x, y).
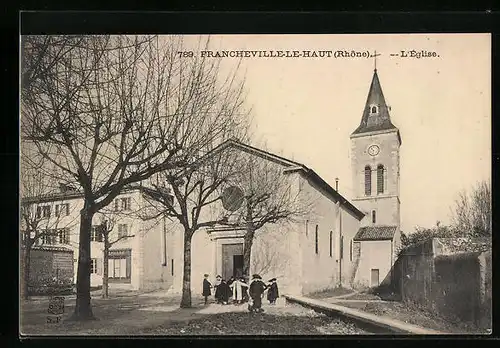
top-left (283, 295), bottom-right (446, 335)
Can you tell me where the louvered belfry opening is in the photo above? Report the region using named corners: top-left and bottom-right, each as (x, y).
top-left (377, 164), bottom-right (384, 194)
top-left (364, 166), bottom-right (372, 196)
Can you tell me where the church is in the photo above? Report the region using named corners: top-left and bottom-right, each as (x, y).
top-left (180, 67), bottom-right (403, 295)
top-left (21, 68), bottom-right (402, 297)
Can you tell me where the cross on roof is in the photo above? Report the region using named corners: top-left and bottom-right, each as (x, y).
top-left (372, 50), bottom-right (381, 71)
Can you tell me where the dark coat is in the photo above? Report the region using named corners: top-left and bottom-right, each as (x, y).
top-left (249, 279), bottom-right (267, 299)
top-left (219, 281), bottom-right (230, 302)
top-left (267, 282), bottom-right (279, 301)
top-left (202, 279), bottom-right (212, 296)
top-left (214, 281), bottom-right (222, 299)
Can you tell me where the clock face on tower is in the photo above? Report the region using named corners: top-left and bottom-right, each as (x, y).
top-left (368, 144), bottom-right (380, 157)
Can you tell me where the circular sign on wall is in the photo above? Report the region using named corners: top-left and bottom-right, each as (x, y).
top-left (221, 186), bottom-right (244, 212)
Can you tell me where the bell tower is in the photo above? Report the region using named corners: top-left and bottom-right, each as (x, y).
top-left (350, 68), bottom-right (401, 234)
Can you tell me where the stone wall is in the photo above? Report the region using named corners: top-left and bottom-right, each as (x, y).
top-left (391, 238), bottom-right (491, 329)
top-left (21, 246), bottom-right (74, 289)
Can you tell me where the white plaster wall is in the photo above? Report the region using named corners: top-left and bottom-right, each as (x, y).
top-left (339, 207), bottom-right (365, 288)
top-left (249, 222), bottom-right (299, 295)
top-left (139, 213), bottom-right (172, 291)
top-left (354, 240), bottom-right (392, 287)
top-left (190, 228), bottom-right (216, 295)
top-left (28, 189), bottom-right (148, 290)
top-left (297, 175), bottom-right (340, 295)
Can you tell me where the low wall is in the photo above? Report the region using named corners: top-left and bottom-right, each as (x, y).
top-left (21, 246), bottom-right (74, 283)
top-left (21, 246), bottom-right (74, 295)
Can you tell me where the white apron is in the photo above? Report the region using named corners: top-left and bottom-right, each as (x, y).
top-left (230, 280), bottom-right (248, 301)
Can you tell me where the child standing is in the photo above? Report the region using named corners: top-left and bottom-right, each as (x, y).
top-left (219, 278), bottom-right (230, 304)
top-left (214, 275), bottom-right (222, 304)
top-left (248, 274), bottom-right (267, 313)
top-left (229, 277), bottom-right (249, 305)
top-left (267, 278), bottom-right (279, 305)
top-left (202, 274), bottom-right (212, 305)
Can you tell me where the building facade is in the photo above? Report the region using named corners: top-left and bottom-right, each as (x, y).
top-left (168, 140), bottom-right (366, 296)
top-left (21, 187), bottom-right (173, 291)
top-left (20, 68), bottom-right (402, 296)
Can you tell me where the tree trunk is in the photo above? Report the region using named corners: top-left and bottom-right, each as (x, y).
top-left (22, 244), bottom-right (32, 300)
top-left (180, 232), bottom-right (192, 308)
top-left (70, 207), bottom-right (96, 321)
top-left (243, 228), bottom-right (255, 277)
top-left (102, 240), bottom-right (109, 299)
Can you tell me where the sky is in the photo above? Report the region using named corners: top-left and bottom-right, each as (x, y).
top-left (180, 34), bottom-right (491, 233)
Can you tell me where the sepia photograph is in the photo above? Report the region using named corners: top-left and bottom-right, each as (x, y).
top-left (19, 33), bottom-right (491, 336)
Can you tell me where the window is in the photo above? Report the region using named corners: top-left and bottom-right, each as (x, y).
top-left (315, 225), bottom-right (319, 254)
top-left (91, 225), bottom-right (104, 242)
top-left (162, 224), bottom-right (167, 266)
top-left (41, 229), bottom-right (69, 244)
top-left (118, 224), bottom-right (129, 238)
top-left (370, 105), bottom-right (378, 114)
top-left (377, 165), bottom-right (384, 194)
top-left (55, 203), bottom-right (70, 217)
top-left (364, 166), bottom-right (372, 196)
top-left (57, 228), bottom-right (70, 244)
top-left (115, 197), bottom-right (132, 211)
top-left (372, 210), bottom-right (377, 224)
top-left (37, 205), bottom-right (51, 218)
top-left (108, 258), bottom-right (127, 278)
top-left (90, 259), bottom-right (97, 274)
top-left (171, 259), bottom-right (174, 276)
top-left (350, 240), bottom-right (353, 261)
top-left (329, 231), bottom-right (333, 257)
top-left (41, 232), bottom-right (57, 245)
top-left (340, 236), bottom-right (344, 260)
top-left (108, 249), bottom-right (131, 280)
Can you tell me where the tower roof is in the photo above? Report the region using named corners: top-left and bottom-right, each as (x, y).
top-left (352, 69), bottom-right (399, 136)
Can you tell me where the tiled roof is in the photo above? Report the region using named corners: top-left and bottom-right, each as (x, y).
top-left (206, 139), bottom-right (365, 220)
top-left (22, 245), bottom-right (74, 253)
top-left (353, 225), bottom-right (397, 241)
top-left (22, 184), bottom-right (145, 204)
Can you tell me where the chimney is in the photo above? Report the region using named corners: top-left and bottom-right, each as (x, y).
top-left (335, 178), bottom-right (339, 191)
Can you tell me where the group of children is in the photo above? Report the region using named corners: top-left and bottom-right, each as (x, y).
top-left (202, 273), bottom-right (279, 313)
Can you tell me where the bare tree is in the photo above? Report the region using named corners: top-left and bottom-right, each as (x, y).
top-left (141, 140), bottom-right (248, 308)
top-left (92, 215), bottom-right (127, 299)
top-left (95, 200), bottom-right (158, 299)
top-left (451, 180), bottom-right (491, 237)
top-left (21, 35), bottom-right (248, 319)
top-left (221, 147), bottom-right (311, 277)
top-left (21, 36), bottom-right (87, 98)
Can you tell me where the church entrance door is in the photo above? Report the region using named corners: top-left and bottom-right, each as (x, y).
top-left (371, 268), bottom-right (380, 287)
top-left (222, 243), bottom-right (243, 280)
